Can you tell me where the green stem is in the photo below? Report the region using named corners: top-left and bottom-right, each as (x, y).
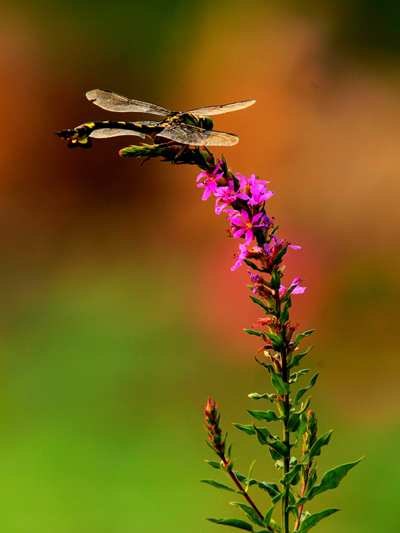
top-left (227, 470), bottom-right (273, 531)
top-left (281, 353), bottom-right (290, 533)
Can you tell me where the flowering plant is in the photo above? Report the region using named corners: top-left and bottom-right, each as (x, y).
top-left (119, 141), bottom-right (363, 533)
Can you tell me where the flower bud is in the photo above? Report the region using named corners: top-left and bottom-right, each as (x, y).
top-left (302, 410), bottom-right (318, 455)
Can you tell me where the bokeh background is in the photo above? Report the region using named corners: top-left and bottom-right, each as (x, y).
top-left (0, 0), bottom-right (399, 531)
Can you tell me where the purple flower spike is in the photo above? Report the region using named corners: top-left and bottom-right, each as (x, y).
top-left (197, 161), bottom-right (225, 201)
top-left (231, 244), bottom-right (248, 271)
top-left (214, 180), bottom-right (238, 215)
top-left (230, 210), bottom-right (266, 246)
top-left (237, 181), bottom-right (274, 207)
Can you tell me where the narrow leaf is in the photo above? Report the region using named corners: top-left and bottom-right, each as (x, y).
top-left (207, 518), bottom-right (254, 531)
top-left (244, 329), bottom-right (263, 338)
top-left (248, 392), bottom-right (276, 402)
top-left (268, 440), bottom-right (289, 459)
top-left (266, 333), bottom-right (285, 350)
top-left (263, 506), bottom-right (275, 527)
top-left (308, 458), bottom-right (363, 498)
top-left (200, 480), bottom-right (236, 492)
top-left (205, 460), bottom-right (221, 469)
top-left (257, 481), bottom-right (281, 498)
top-left (288, 345), bottom-right (313, 368)
top-left (290, 369), bottom-right (310, 383)
top-left (271, 373), bottom-right (290, 395)
top-left (308, 429), bottom-right (333, 458)
top-left (293, 330), bottom-right (315, 348)
top-left (233, 424), bottom-right (256, 436)
top-left (269, 519), bottom-right (282, 532)
top-left (230, 502), bottom-right (264, 528)
top-left (295, 373), bottom-right (319, 405)
top-left (249, 295), bottom-right (272, 314)
top-left (297, 509), bottom-right (339, 533)
top-left (280, 464), bottom-right (301, 486)
top-left (244, 259), bottom-right (264, 272)
top-left (247, 460), bottom-right (256, 488)
top-left (248, 410), bottom-right (283, 422)
top-left (254, 356), bottom-right (274, 373)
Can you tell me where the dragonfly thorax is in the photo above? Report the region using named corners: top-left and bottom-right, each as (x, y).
top-left (178, 113), bottom-right (214, 131)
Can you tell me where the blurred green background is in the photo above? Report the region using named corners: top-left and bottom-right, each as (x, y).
top-left (0, 0), bottom-right (399, 531)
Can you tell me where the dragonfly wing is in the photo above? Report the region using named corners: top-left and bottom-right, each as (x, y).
top-left (86, 89), bottom-right (172, 116)
top-left (155, 123), bottom-right (239, 146)
top-left (184, 99), bottom-right (256, 116)
top-left (90, 128), bottom-right (146, 139)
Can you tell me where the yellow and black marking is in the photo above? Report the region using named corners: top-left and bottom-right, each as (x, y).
top-left (55, 120), bottom-right (157, 149)
top-left (56, 89), bottom-right (256, 149)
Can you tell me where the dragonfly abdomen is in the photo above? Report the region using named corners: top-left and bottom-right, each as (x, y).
top-left (55, 121), bottom-right (157, 148)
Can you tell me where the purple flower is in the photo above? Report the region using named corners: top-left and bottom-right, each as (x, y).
top-left (263, 239), bottom-right (301, 258)
top-left (236, 173), bottom-right (269, 189)
top-left (238, 181), bottom-right (274, 206)
top-left (197, 161), bottom-right (224, 201)
top-left (214, 180), bottom-right (238, 215)
top-left (231, 244), bottom-right (249, 271)
top-left (230, 209), bottom-right (267, 246)
top-left (279, 278), bottom-right (306, 297)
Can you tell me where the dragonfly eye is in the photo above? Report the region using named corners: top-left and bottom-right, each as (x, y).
top-left (199, 116), bottom-right (213, 131)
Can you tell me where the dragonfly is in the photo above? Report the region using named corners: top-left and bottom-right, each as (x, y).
top-left (55, 89), bottom-right (256, 149)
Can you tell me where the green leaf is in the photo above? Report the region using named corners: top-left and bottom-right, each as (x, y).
top-left (248, 410), bottom-right (283, 422)
top-left (287, 412), bottom-right (301, 432)
top-left (308, 458), bottom-right (363, 499)
top-left (271, 224), bottom-right (280, 235)
top-left (293, 330), bottom-right (315, 348)
top-left (270, 268), bottom-right (281, 291)
top-left (290, 369), bottom-right (310, 383)
top-left (257, 481), bottom-right (281, 498)
top-left (268, 440), bottom-right (289, 459)
top-left (243, 259), bottom-right (264, 272)
top-left (233, 424), bottom-right (256, 436)
top-left (280, 464), bottom-right (302, 486)
top-left (266, 333), bottom-right (285, 350)
top-left (288, 345), bottom-right (313, 368)
top-left (271, 373), bottom-right (290, 395)
top-left (295, 413), bottom-right (308, 442)
top-left (263, 506), bottom-right (275, 527)
top-left (205, 460), bottom-right (221, 469)
top-left (207, 518), bottom-right (254, 531)
top-left (269, 519), bottom-right (282, 532)
top-left (252, 425), bottom-right (268, 446)
top-left (271, 492), bottom-right (284, 504)
top-left (249, 296), bottom-right (273, 314)
top-left (200, 480), bottom-right (236, 492)
top-left (230, 502), bottom-right (264, 528)
top-left (244, 329), bottom-right (264, 338)
top-left (279, 298), bottom-right (292, 324)
top-left (308, 429), bottom-right (333, 458)
top-left (248, 392), bottom-right (276, 402)
top-left (233, 471), bottom-right (248, 484)
top-left (274, 244), bottom-right (289, 264)
top-left (247, 460), bottom-right (256, 488)
top-left (254, 356), bottom-right (274, 373)
top-left (295, 373), bottom-right (319, 404)
top-left (297, 509), bottom-right (339, 533)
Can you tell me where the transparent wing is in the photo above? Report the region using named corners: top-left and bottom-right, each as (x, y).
top-left (90, 128), bottom-right (146, 139)
top-left (155, 123), bottom-right (239, 146)
top-left (86, 89), bottom-right (172, 116)
top-left (185, 99), bottom-right (256, 116)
